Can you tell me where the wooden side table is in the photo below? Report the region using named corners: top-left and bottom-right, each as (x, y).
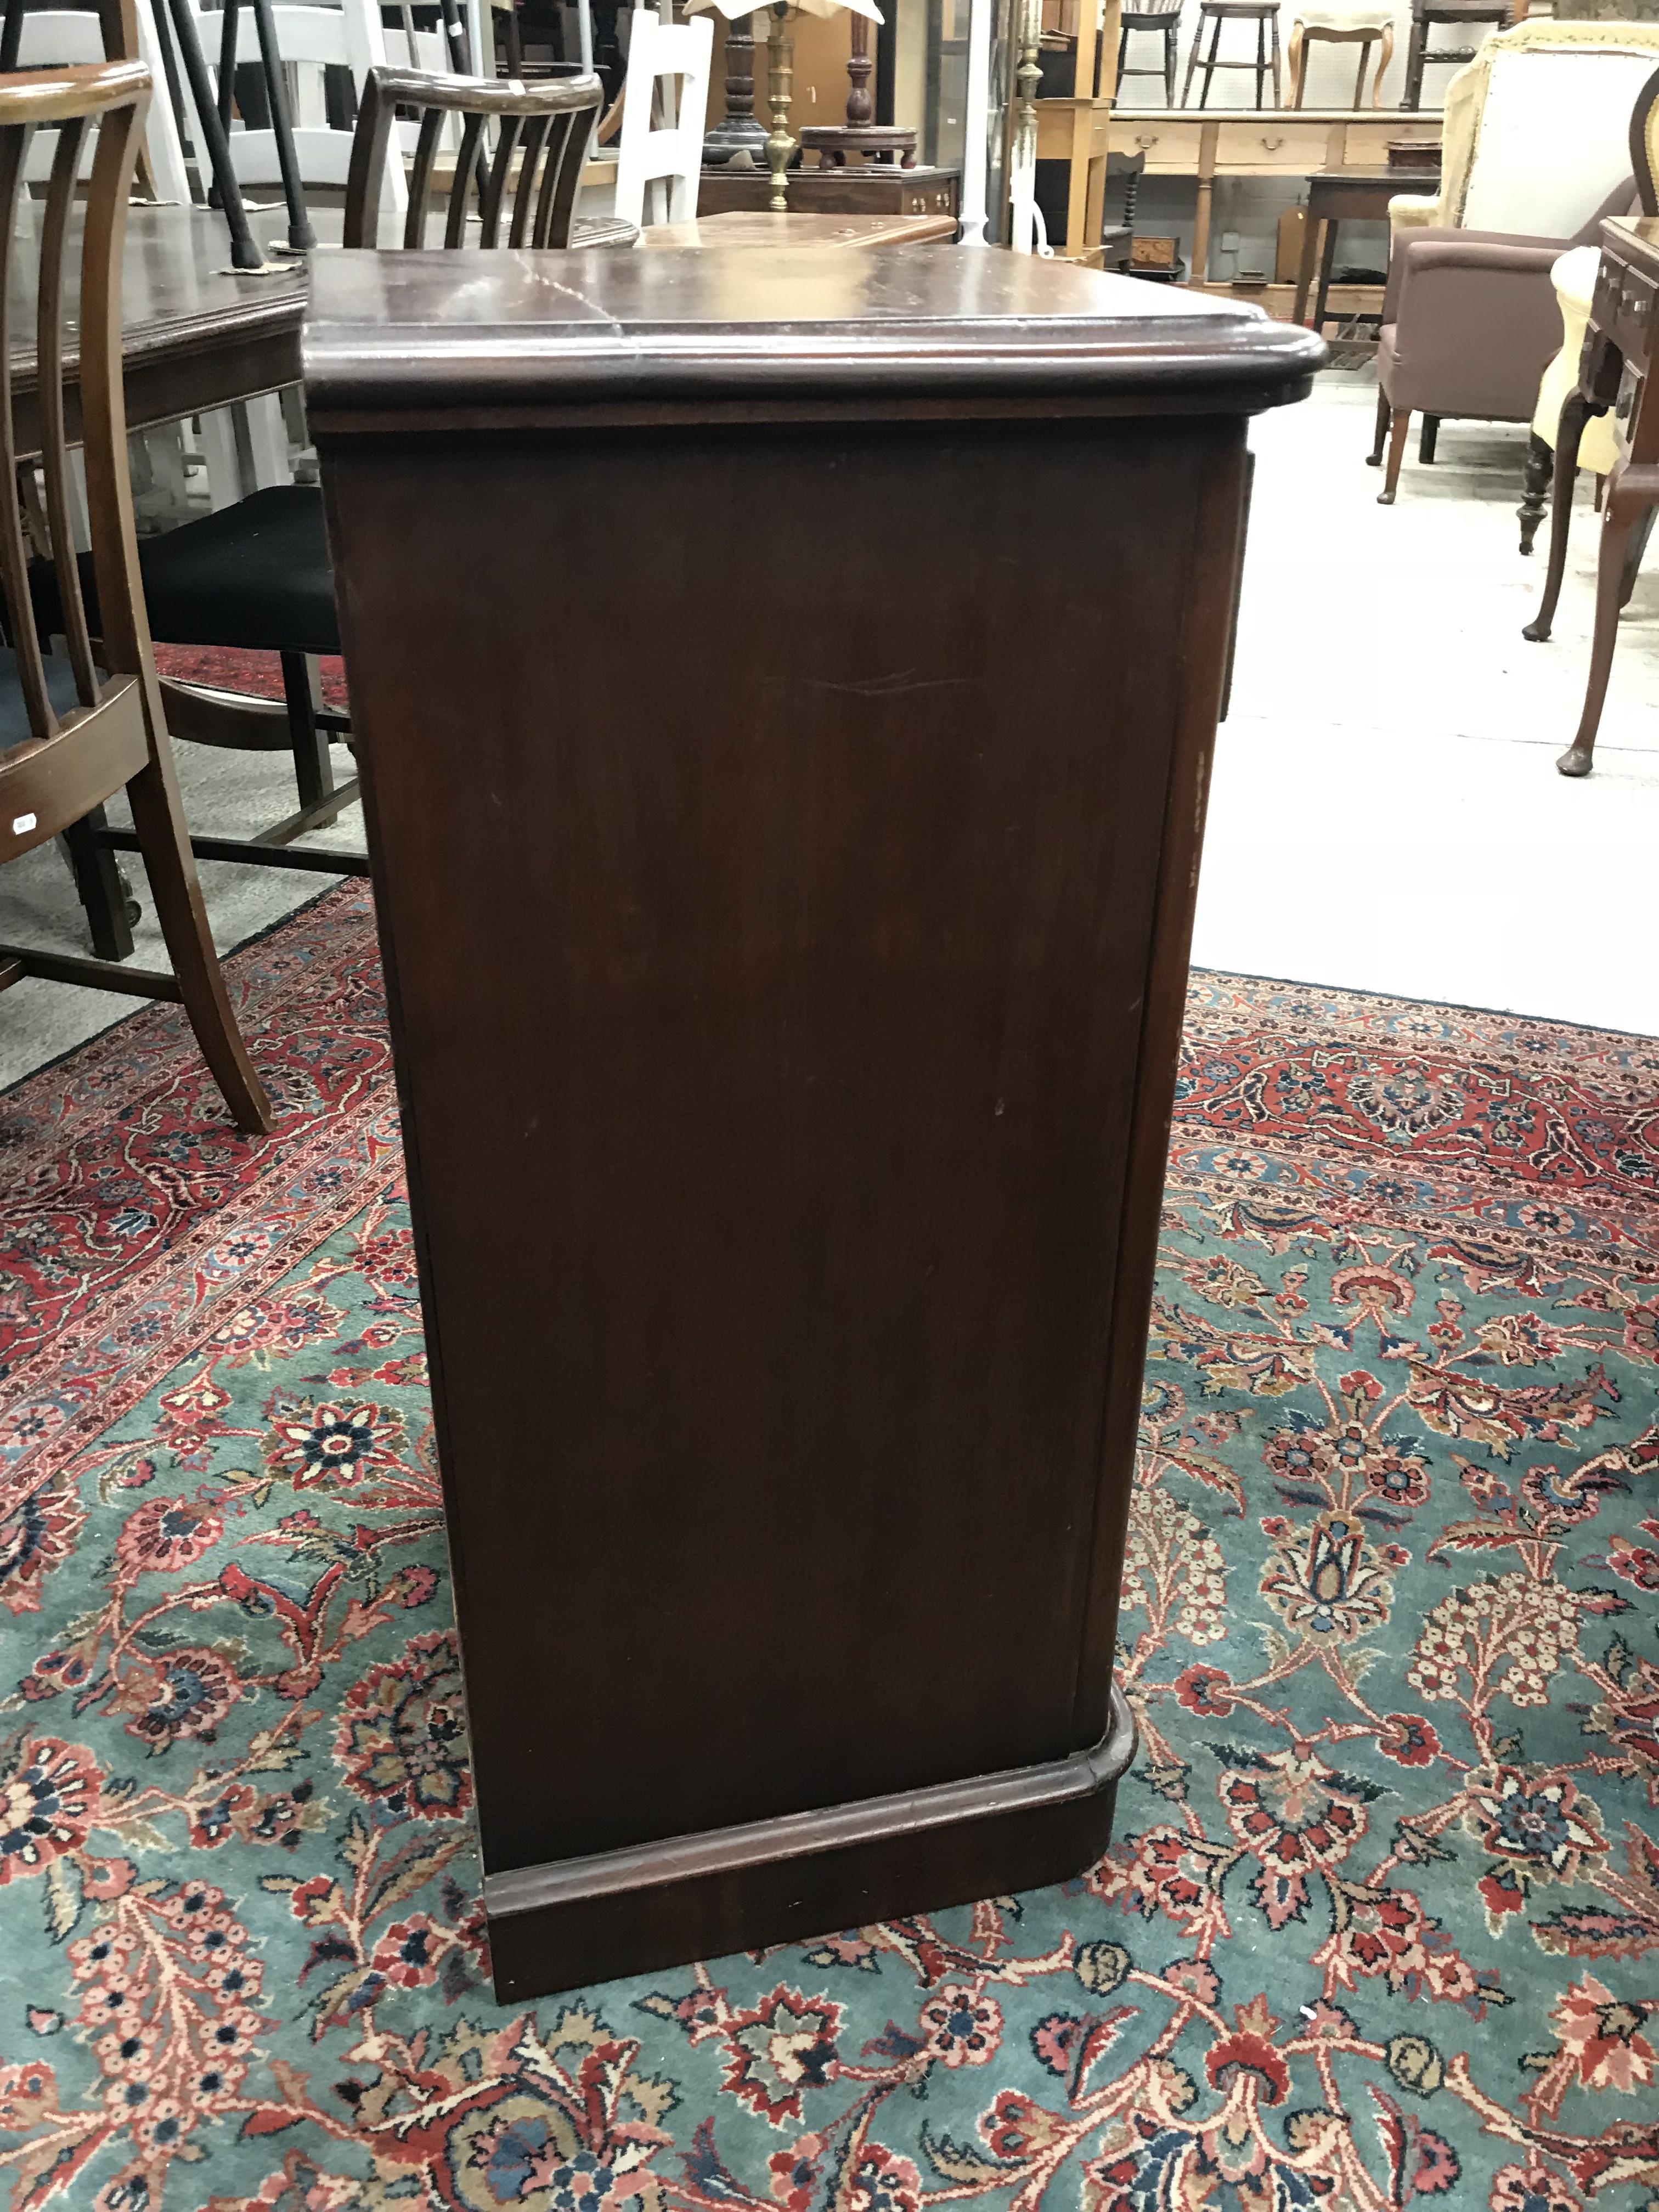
top-left (1293, 165), bottom-right (1440, 329)
top-left (308, 247), bottom-right (1322, 2001)
top-left (1524, 214), bottom-right (1659, 776)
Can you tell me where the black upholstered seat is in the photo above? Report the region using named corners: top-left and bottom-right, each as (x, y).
top-left (134, 485), bottom-right (337, 657)
top-left (0, 647), bottom-right (87, 752)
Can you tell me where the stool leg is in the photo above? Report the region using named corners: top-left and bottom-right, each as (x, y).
top-left (1269, 7), bottom-right (1282, 105)
top-left (1164, 20), bottom-right (1176, 101)
top-left (1255, 11), bottom-right (1266, 105)
top-left (1353, 35), bottom-right (1368, 105)
top-left (1115, 22), bottom-right (1128, 94)
top-left (1402, 12), bottom-right (1425, 108)
top-left (1181, 14), bottom-right (1204, 100)
top-left (1201, 11), bottom-right (1223, 105)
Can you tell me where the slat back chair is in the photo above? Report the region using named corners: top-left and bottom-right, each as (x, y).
top-left (613, 4), bottom-right (710, 229)
top-left (344, 60), bottom-right (602, 245)
top-left (1, 0), bottom-right (189, 196)
top-left (55, 58), bottom-right (606, 935)
top-left (0, 59), bottom-right (269, 1132)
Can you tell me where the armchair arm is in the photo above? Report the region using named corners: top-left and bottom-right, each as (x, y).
top-left (1382, 229), bottom-right (1576, 421)
top-left (1382, 225), bottom-right (1566, 325)
top-left (1387, 194), bottom-right (1440, 239)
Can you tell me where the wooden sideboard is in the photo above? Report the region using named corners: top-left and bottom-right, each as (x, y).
top-left (697, 161), bottom-right (961, 221)
top-left (308, 248), bottom-right (1322, 2000)
top-left (1110, 105), bottom-right (1442, 279)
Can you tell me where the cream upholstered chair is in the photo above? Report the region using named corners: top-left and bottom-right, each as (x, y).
top-left (1369, 18), bottom-right (1659, 505)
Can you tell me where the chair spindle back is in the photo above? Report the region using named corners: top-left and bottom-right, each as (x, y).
top-left (0, 59), bottom-right (151, 755)
top-left (343, 64), bottom-right (603, 249)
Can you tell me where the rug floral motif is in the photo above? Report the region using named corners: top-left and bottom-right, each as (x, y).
top-left (2, 886), bottom-right (1658, 2211)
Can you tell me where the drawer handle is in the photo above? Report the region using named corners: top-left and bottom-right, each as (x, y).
top-left (1135, 133), bottom-right (1160, 147)
top-left (1261, 133), bottom-right (1285, 149)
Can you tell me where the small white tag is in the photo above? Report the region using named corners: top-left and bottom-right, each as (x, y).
top-left (10, 812), bottom-right (37, 836)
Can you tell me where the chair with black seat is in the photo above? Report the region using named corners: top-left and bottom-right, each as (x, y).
top-left (69, 64), bottom-right (603, 912)
top-left (0, 58), bottom-right (269, 1132)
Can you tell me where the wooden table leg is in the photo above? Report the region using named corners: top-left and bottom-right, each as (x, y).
top-left (1293, 191), bottom-right (1321, 324)
top-left (1193, 172), bottom-right (1214, 281)
top-left (1083, 148), bottom-right (1108, 258)
top-left (1523, 391), bottom-right (1591, 637)
top-left (1556, 471), bottom-right (1655, 776)
top-left (1311, 201), bottom-right (1340, 334)
top-left (1065, 106), bottom-right (1091, 256)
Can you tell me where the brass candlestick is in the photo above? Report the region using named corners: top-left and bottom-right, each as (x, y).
top-left (764, 0), bottom-right (795, 212)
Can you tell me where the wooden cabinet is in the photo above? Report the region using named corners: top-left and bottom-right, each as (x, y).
top-left (698, 163), bottom-right (961, 220)
top-left (307, 246), bottom-right (1322, 2002)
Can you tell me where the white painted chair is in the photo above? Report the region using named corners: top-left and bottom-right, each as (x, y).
top-left (613, 4), bottom-right (712, 229)
top-left (14, 0), bottom-right (190, 198)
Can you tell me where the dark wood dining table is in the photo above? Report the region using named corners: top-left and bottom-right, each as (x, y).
top-left (9, 200), bottom-right (643, 453)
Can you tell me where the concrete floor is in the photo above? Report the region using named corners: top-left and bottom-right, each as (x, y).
top-left (1194, 371), bottom-right (1659, 1035)
top-left (4, 362), bottom-right (1658, 1091)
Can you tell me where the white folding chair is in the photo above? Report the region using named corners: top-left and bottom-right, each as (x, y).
top-left (613, 3), bottom-right (711, 229)
top-left (14, 0), bottom-right (190, 199)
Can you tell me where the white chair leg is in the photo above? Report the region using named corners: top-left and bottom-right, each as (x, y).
top-left (192, 409), bottom-right (244, 512)
top-left (234, 392), bottom-right (292, 490)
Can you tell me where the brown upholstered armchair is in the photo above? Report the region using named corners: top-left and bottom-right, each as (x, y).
top-left (1370, 190), bottom-right (1638, 501)
top-left (1368, 19), bottom-right (1659, 505)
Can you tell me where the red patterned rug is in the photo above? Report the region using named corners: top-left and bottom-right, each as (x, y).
top-left (152, 646), bottom-right (350, 711)
top-left (2, 888), bottom-right (1658, 2211)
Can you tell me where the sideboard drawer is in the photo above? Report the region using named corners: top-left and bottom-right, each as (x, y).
top-left (1214, 122), bottom-right (1329, 169)
top-left (1609, 262), bottom-right (1656, 364)
top-left (1123, 120), bottom-right (1204, 171)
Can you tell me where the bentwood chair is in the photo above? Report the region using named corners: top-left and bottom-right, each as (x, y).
top-left (54, 65), bottom-right (603, 918)
top-left (0, 60), bottom-right (269, 1132)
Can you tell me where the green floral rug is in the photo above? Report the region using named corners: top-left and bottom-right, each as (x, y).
top-left (2, 885), bottom-right (1657, 2210)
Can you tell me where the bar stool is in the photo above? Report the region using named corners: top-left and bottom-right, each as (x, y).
top-left (1116, 0), bottom-right (1182, 104)
top-left (1401, 0), bottom-right (1509, 109)
top-left (1182, 1), bottom-right (1284, 108)
top-left (1289, 7), bottom-right (1395, 105)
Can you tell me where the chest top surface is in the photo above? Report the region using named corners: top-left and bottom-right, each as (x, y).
top-left (302, 246), bottom-right (1325, 423)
